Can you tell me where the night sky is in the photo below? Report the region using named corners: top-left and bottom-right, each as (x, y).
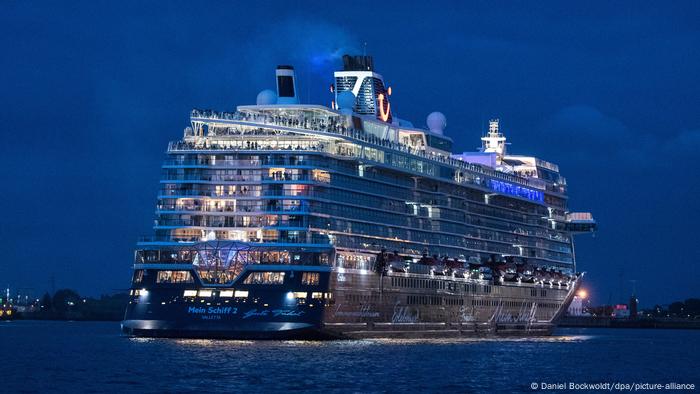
top-left (1, 1), bottom-right (698, 307)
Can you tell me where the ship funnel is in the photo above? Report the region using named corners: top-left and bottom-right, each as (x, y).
top-left (275, 65), bottom-right (299, 104)
top-left (333, 54), bottom-right (392, 123)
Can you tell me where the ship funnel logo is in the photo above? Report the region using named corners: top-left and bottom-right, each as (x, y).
top-left (377, 92), bottom-right (391, 122)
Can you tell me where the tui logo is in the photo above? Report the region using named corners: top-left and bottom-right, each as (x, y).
top-left (377, 90), bottom-right (391, 122)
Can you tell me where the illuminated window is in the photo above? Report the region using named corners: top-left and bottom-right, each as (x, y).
top-left (312, 292), bottom-right (323, 299)
top-left (243, 271), bottom-right (285, 285)
top-left (268, 168), bottom-right (287, 180)
top-left (198, 290), bottom-right (213, 297)
top-left (157, 270), bottom-right (194, 284)
top-left (293, 292), bottom-right (307, 299)
top-left (285, 184), bottom-right (308, 196)
top-left (311, 169), bottom-right (330, 183)
top-left (324, 292), bottom-right (333, 299)
top-left (301, 272), bottom-right (320, 286)
top-left (234, 290), bottom-right (249, 298)
top-left (220, 290), bottom-right (234, 297)
top-left (183, 290), bottom-right (197, 297)
top-left (132, 270), bottom-right (144, 284)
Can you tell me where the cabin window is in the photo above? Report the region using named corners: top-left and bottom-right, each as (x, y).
top-left (157, 270), bottom-right (193, 284)
top-left (132, 270), bottom-right (144, 284)
top-left (244, 271), bottom-right (285, 285)
top-left (312, 169), bottom-right (331, 183)
top-left (301, 272), bottom-right (320, 286)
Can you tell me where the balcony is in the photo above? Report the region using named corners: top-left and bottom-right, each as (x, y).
top-left (180, 109), bottom-right (567, 196)
top-left (162, 159), bottom-right (262, 168)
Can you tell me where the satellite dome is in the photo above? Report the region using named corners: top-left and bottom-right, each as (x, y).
top-left (427, 112), bottom-right (447, 134)
top-left (256, 89), bottom-right (277, 105)
top-left (336, 91), bottom-right (356, 114)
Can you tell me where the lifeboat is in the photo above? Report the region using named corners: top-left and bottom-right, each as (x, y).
top-left (466, 262), bottom-right (481, 279)
top-left (430, 264), bottom-right (448, 276)
top-left (388, 260), bottom-right (408, 273)
top-left (504, 263), bottom-right (519, 282)
top-left (452, 268), bottom-right (468, 278)
top-left (486, 257), bottom-right (507, 283)
top-left (519, 266), bottom-right (535, 283)
top-left (387, 251), bottom-right (408, 273)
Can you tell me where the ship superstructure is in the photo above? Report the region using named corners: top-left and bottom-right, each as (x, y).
top-left (122, 55), bottom-right (595, 339)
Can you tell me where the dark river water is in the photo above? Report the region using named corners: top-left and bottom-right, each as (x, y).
top-left (1, 321), bottom-right (698, 393)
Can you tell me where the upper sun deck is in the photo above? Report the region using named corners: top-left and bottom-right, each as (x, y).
top-left (194, 104), bottom-right (454, 155)
top-left (183, 106), bottom-right (567, 201)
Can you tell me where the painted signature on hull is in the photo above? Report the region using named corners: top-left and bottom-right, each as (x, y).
top-left (186, 306), bottom-right (304, 320)
top-left (489, 301), bottom-right (539, 323)
top-left (391, 302), bottom-right (418, 323)
top-left (333, 303), bottom-right (380, 318)
top-left (458, 306), bottom-right (476, 323)
top-left (243, 309), bottom-right (305, 319)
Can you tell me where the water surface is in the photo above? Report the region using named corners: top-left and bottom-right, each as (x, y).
top-left (1, 321), bottom-right (698, 393)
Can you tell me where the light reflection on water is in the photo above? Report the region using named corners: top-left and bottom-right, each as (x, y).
top-left (172, 338), bottom-right (257, 347)
top-left (145, 334), bottom-right (595, 350)
top-left (370, 334), bottom-right (594, 345)
top-left (2, 321), bottom-right (698, 393)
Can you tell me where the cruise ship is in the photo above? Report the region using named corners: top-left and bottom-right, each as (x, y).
top-left (122, 55), bottom-right (596, 339)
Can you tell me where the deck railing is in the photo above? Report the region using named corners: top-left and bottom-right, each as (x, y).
top-left (186, 109), bottom-right (566, 195)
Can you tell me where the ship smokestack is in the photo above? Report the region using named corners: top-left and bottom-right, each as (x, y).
top-left (342, 54), bottom-right (374, 71)
top-left (275, 65), bottom-right (298, 104)
top-left (333, 54), bottom-right (392, 123)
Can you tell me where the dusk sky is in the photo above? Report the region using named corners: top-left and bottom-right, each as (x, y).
top-left (1, 1), bottom-right (698, 306)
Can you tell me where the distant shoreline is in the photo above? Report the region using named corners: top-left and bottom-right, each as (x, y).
top-left (9, 314), bottom-right (122, 322)
top-left (560, 316), bottom-right (700, 330)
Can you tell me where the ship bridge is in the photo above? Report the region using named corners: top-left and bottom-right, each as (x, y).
top-left (564, 212), bottom-right (597, 233)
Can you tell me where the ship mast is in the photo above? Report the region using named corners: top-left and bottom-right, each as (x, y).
top-left (481, 119), bottom-right (507, 163)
